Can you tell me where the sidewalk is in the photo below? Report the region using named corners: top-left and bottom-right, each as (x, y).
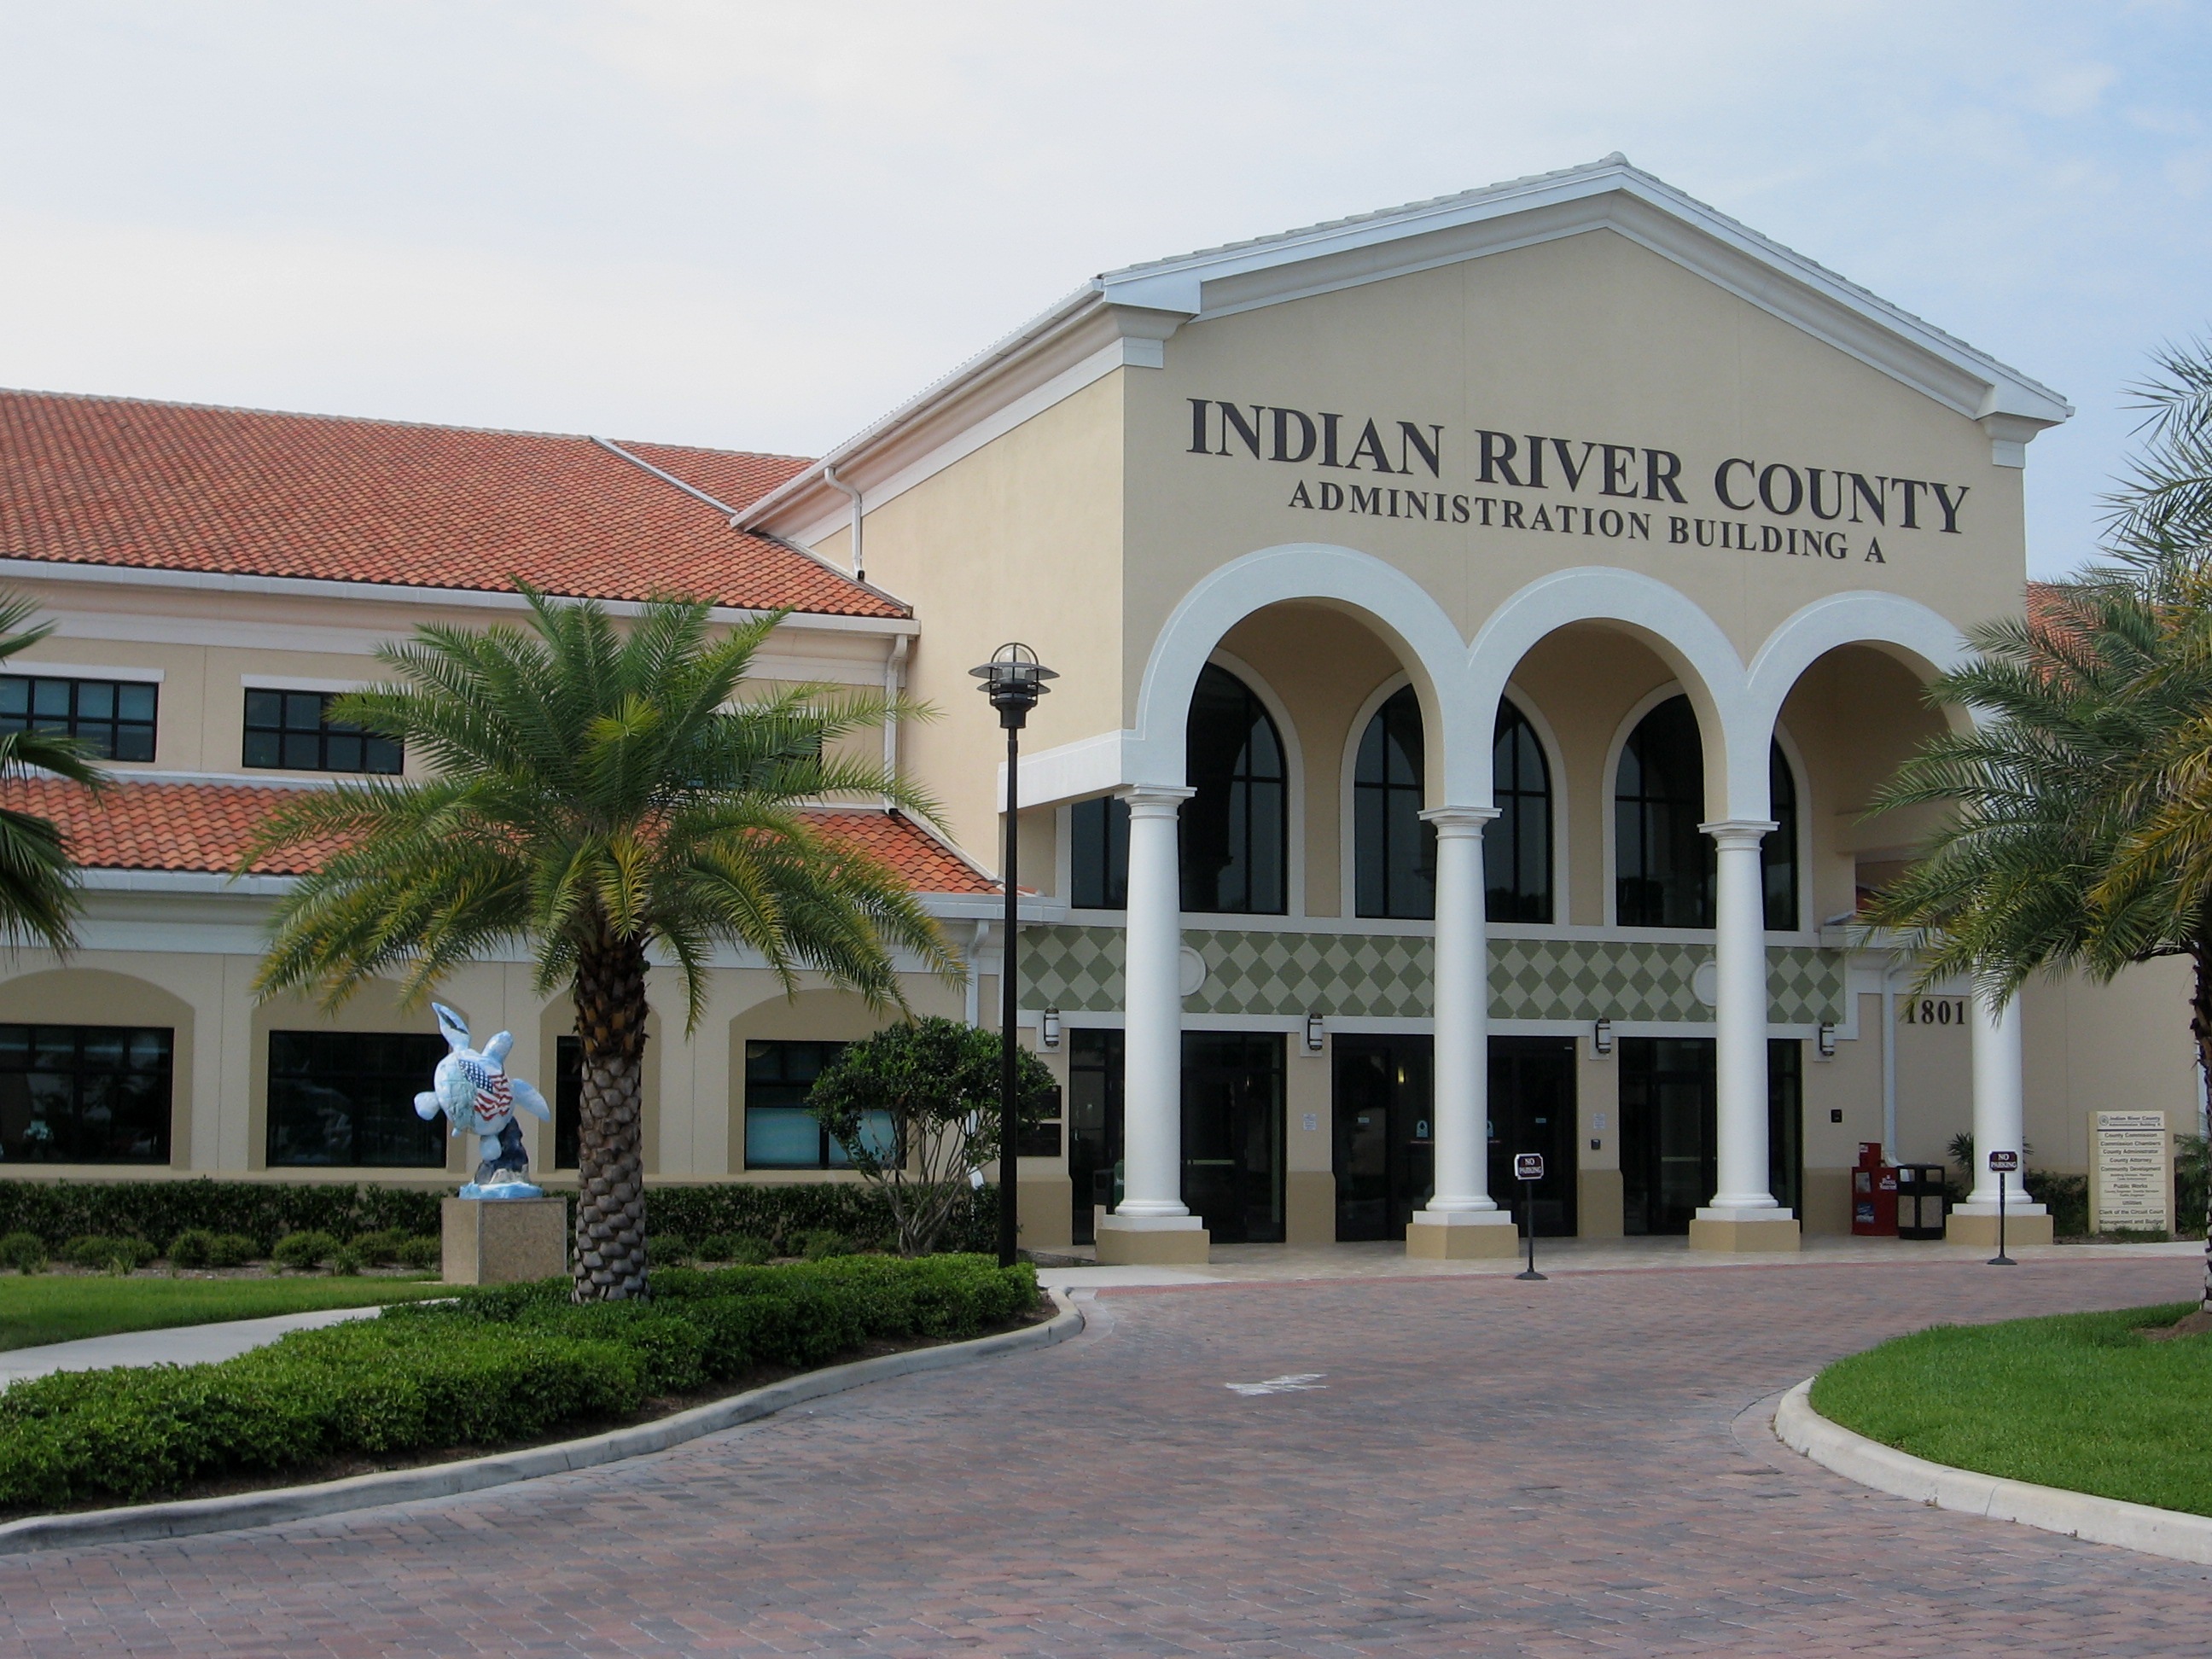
top-left (1033, 1232), bottom-right (2204, 1290)
top-left (0, 1306), bottom-right (383, 1388)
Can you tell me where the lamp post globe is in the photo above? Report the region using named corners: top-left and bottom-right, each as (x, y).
top-left (971, 643), bottom-right (1056, 1267)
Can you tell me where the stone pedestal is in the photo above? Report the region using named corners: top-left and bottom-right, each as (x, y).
top-left (1944, 1206), bottom-right (2054, 1249)
top-left (1406, 1211), bottom-right (1520, 1259)
top-left (1095, 1213), bottom-right (1209, 1265)
top-left (442, 1195), bottom-right (568, 1285)
top-left (1688, 1213), bottom-right (1802, 1252)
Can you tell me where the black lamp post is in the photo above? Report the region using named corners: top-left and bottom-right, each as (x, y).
top-left (971, 643), bottom-right (1056, 1268)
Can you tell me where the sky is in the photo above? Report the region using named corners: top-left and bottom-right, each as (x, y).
top-left (0, 1), bottom-right (2204, 578)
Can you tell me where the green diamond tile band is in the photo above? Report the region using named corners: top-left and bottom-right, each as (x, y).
top-left (1019, 925), bottom-right (1842, 1025)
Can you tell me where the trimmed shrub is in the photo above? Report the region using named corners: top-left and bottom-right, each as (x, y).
top-left (271, 1231), bottom-right (339, 1272)
top-left (166, 1230), bottom-right (218, 1270)
top-left (61, 1236), bottom-right (157, 1273)
top-left (0, 1254), bottom-right (1039, 1511)
top-left (0, 1232), bottom-right (46, 1274)
top-left (207, 1234), bottom-right (256, 1270)
top-left (349, 1229), bottom-right (410, 1266)
top-left (396, 1236), bottom-right (441, 1272)
top-left (329, 1247), bottom-right (365, 1278)
top-left (0, 1179), bottom-right (995, 1260)
top-left (800, 1229), bottom-right (853, 1260)
top-left (651, 1235), bottom-right (696, 1269)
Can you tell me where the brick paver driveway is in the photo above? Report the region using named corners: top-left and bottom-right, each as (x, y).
top-left (3, 1255), bottom-right (2205, 1656)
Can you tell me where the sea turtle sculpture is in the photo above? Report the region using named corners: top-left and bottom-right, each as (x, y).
top-left (413, 1003), bottom-right (553, 1198)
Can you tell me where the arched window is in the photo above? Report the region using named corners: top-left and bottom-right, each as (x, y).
top-left (1615, 695), bottom-right (1713, 928)
top-left (1764, 742), bottom-right (1799, 931)
top-left (1489, 702), bottom-right (1553, 923)
top-left (1182, 664), bottom-right (1288, 914)
top-left (1353, 686), bottom-right (1432, 918)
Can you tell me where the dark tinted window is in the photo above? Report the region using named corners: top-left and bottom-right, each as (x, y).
top-left (742, 1039), bottom-right (894, 1170)
top-left (1487, 703), bottom-right (1552, 923)
top-left (1353, 686), bottom-right (1432, 919)
top-left (1615, 696), bottom-right (1713, 928)
top-left (1069, 796), bottom-right (1130, 910)
top-left (1765, 743), bottom-right (1800, 931)
top-left (1181, 665), bottom-right (1286, 914)
top-left (243, 690), bottom-right (401, 775)
top-left (0, 675), bottom-right (156, 761)
top-left (265, 1030), bottom-right (446, 1167)
top-left (0, 1025), bottom-right (171, 1162)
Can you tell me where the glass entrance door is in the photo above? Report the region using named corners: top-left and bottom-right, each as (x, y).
top-left (1066, 1028), bottom-right (1124, 1246)
top-left (1331, 1035), bottom-right (1434, 1240)
top-left (1181, 1032), bottom-right (1285, 1243)
top-left (1621, 1037), bottom-right (1806, 1235)
top-left (1487, 1036), bottom-right (1578, 1236)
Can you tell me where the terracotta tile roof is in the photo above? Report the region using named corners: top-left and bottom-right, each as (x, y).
top-left (0, 388), bottom-right (905, 618)
top-left (0, 777), bottom-right (994, 893)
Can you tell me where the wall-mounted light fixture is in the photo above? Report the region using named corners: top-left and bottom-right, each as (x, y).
top-left (1305, 1012), bottom-right (1325, 1053)
top-left (1591, 1017), bottom-right (1614, 1057)
top-left (1041, 1008), bottom-right (1062, 1050)
top-left (1817, 1021), bottom-right (1837, 1059)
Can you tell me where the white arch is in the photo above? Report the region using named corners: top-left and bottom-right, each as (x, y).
top-left (1466, 567), bottom-right (1750, 812)
top-left (1129, 544), bottom-right (1475, 792)
top-left (1735, 592), bottom-right (1973, 819)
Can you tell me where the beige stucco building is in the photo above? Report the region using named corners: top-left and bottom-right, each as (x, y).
top-left (0, 157), bottom-right (2195, 1255)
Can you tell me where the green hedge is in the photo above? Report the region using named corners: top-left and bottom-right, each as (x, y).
top-left (0, 1180), bottom-right (998, 1258)
top-left (0, 1181), bottom-right (443, 1255)
top-left (0, 1254), bottom-right (1038, 1511)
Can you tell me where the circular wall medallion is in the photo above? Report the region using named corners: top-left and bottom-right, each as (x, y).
top-left (1691, 958), bottom-right (1720, 1009)
top-left (1178, 946), bottom-right (1208, 998)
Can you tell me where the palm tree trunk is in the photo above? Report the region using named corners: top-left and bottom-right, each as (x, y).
top-left (573, 929), bottom-right (651, 1301)
top-left (2192, 933), bottom-right (2212, 1315)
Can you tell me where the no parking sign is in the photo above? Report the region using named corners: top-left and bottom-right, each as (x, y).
top-left (1515, 1153), bottom-right (1545, 1182)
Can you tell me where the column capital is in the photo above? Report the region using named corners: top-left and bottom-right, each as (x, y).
top-left (1699, 818), bottom-right (1779, 850)
top-left (1118, 784), bottom-right (1196, 817)
top-left (1419, 805), bottom-right (1502, 836)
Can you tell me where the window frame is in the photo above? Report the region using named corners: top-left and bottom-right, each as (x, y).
top-left (1352, 684), bottom-right (1433, 920)
top-left (1487, 701), bottom-right (1555, 924)
top-left (1613, 693), bottom-right (1714, 929)
top-left (264, 1029), bottom-right (449, 1168)
top-left (0, 1023), bottom-right (173, 1164)
top-left (0, 673), bottom-right (158, 763)
top-left (242, 688), bottom-right (403, 776)
top-left (741, 1038), bottom-right (895, 1171)
top-left (1179, 662), bottom-right (1289, 916)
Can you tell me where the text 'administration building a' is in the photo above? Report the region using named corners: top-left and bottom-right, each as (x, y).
top-left (0, 157), bottom-right (2193, 1254)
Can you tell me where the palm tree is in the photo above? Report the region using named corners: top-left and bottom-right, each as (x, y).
top-left (247, 589), bottom-right (963, 1301)
top-left (1863, 335), bottom-right (2212, 1308)
top-left (0, 591), bottom-right (108, 952)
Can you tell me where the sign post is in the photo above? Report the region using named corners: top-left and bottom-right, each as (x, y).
top-left (1514, 1152), bottom-right (1546, 1282)
top-left (1987, 1149), bottom-right (2019, 1266)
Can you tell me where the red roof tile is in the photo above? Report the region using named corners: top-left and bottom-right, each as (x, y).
top-left (0, 777), bottom-right (992, 894)
top-left (0, 389), bottom-right (904, 618)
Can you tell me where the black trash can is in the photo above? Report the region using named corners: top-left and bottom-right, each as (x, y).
top-left (1895, 1163), bottom-right (1949, 1240)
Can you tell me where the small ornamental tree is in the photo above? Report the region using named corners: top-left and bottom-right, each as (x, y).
top-left (806, 1016), bottom-right (1056, 1257)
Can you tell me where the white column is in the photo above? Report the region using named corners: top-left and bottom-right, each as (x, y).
top-left (1097, 785), bottom-right (1205, 1258)
top-left (1406, 807), bottom-right (1516, 1256)
top-left (1963, 989), bottom-right (2044, 1213)
top-left (1697, 818), bottom-right (1788, 1221)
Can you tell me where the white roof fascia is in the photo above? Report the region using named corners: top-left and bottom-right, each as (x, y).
top-left (0, 557), bottom-right (917, 637)
top-left (748, 159), bottom-right (2069, 524)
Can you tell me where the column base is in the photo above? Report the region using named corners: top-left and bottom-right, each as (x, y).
top-left (1095, 1213), bottom-right (1211, 1266)
top-left (1944, 1206), bottom-right (2053, 1248)
top-left (1687, 1210), bottom-right (1802, 1253)
top-left (1406, 1210), bottom-right (1521, 1260)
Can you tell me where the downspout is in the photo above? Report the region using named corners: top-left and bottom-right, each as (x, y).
top-left (824, 463), bottom-right (864, 585)
top-left (965, 920), bottom-right (991, 1027)
top-left (882, 632), bottom-right (909, 805)
top-left (1881, 952), bottom-right (1901, 1161)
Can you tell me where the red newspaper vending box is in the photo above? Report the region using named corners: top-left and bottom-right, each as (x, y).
top-left (1851, 1141), bottom-right (1898, 1236)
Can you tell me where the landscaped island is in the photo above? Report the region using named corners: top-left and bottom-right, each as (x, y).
top-left (1811, 1302), bottom-right (2212, 1516)
top-left (0, 1254), bottom-right (1040, 1515)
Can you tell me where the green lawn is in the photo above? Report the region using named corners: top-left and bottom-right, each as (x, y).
top-left (1813, 1301), bottom-right (2212, 1516)
top-left (0, 1274), bottom-right (450, 1353)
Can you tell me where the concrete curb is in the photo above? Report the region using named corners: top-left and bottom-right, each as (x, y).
top-left (1774, 1377), bottom-right (2212, 1567)
top-left (0, 1289), bottom-right (1082, 1557)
